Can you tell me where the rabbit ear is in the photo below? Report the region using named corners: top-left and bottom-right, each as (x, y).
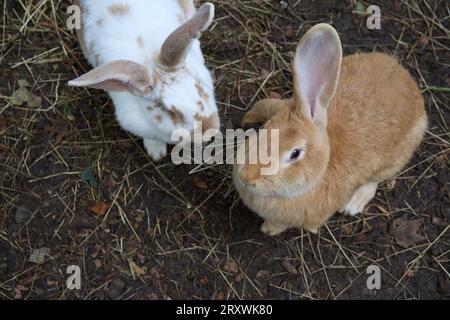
top-left (293, 24), bottom-right (342, 131)
top-left (159, 3), bottom-right (214, 68)
top-left (68, 60), bottom-right (152, 96)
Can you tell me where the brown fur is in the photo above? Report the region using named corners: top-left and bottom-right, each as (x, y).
top-left (234, 28), bottom-right (427, 235)
top-left (197, 100), bottom-right (205, 111)
top-left (169, 106), bottom-right (185, 125)
top-left (195, 112), bottom-right (220, 133)
top-left (195, 82), bottom-right (210, 101)
top-left (159, 3), bottom-right (213, 67)
top-left (69, 60), bottom-right (152, 96)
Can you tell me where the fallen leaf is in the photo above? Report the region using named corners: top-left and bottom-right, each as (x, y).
top-left (392, 215), bottom-right (426, 248)
top-left (10, 79), bottom-right (42, 108)
top-left (223, 260), bottom-right (239, 274)
top-left (129, 259), bottom-right (146, 279)
top-left (90, 201), bottom-right (109, 216)
top-left (193, 176), bottom-right (208, 190)
top-left (419, 35), bottom-right (429, 46)
top-left (341, 224), bottom-right (353, 235)
top-left (281, 260), bottom-right (298, 274)
top-left (14, 285), bottom-right (28, 300)
top-left (18, 79), bottom-right (28, 87)
top-left (355, 1), bottom-right (367, 15)
top-left (269, 91), bottom-right (282, 99)
top-left (28, 247), bottom-right (50, 264)
top-left (256, 270), bottom-right (270, 279)
top-left (81, 168), bottom-right (98, 188)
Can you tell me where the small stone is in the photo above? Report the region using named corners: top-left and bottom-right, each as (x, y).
top-left (15, 208), bottom-right (30, 224)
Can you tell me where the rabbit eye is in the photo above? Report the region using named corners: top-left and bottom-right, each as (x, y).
top-left (290, 149), bottom-right (303, 161)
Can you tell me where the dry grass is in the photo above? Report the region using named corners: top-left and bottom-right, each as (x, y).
top-left (0, 0), bottom-right (449, 300)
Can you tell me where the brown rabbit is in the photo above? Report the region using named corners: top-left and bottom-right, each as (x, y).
top-left (233, 23), bottom-right (427, 236)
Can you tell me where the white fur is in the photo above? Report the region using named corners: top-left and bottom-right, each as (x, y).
top-left (340, 182), bottom-right (378, 216)
top-left (75, 0), bottom-right (218, 159)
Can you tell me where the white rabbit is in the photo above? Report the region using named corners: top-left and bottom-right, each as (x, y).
top-left (69, 0), bottom-right (219, 161)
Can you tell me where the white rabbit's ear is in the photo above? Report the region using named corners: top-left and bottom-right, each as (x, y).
top-left (159, 3), bottom-right (214, 68)
top-left (68, 60), bottom-right (152, 96)
top-left (293, 24), bottom-right (342, 131)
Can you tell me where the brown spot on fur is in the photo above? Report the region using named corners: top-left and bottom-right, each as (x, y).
top-left (137, 36), bottom-right (144, 48)
top-left (108, 3), bottom-right (130, 16)
top-left (154, 115), bottom-right (162, 124)
top-left (194, 112), bottom-right (219, 133)
top-left (158, 63), bottom-right (180, 74)
top-left (168, 106), bottom-right (185, 125)
top-left (197, 100), bottom-right (205, 111)
top-left (195, 83), bottom-right (210, 101)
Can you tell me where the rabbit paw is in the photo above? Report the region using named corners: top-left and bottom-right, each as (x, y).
top-left (144, 139), bottom-right (167, 161)
top-left (341, 182), bottom-right (378, 216)
top-left (261, 221), bottom-right (288, 236)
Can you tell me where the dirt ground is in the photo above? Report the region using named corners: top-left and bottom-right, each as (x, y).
top-left (0, 0), bottom-right (449, 300)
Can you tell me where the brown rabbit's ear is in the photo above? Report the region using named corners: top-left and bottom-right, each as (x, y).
top-left (159, 3), bottom-right (214, 68)
top-left (68, 60), bottom-right (152, 97)
top-left (293, 23), bottom-right (342, 132)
